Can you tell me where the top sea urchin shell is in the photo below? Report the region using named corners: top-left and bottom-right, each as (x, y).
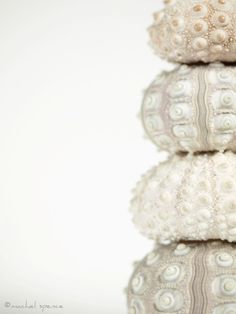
top-left (149, 0), bottom-right (236, 63)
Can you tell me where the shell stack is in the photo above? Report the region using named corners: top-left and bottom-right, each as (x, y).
top-left (127, 1), bottom-right (236, 313)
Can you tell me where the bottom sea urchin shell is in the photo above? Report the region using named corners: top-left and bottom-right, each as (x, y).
top-left (127, 241), bottom-right (236, 314)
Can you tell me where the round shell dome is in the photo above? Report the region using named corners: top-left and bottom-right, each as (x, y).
top-left (131, 152), bottom-right (236, 244)
top-left (127, 241), bottom-right (236, 314)
top-left (142, 63), bottom-right (236, 153)
top-left (149, 0), bottom-right (236, 63)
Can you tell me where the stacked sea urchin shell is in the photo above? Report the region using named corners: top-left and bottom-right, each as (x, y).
top-left (127, 0), bottom-right (236, 313)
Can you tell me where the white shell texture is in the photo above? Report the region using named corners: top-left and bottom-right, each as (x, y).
top-left (149, 0), bottom-right (236, 63)
top-left (142, 63), bottom-right (236, 153)
top-left (130, 151), bottom-right (236, 244)
top-left (127, 241), bottom-right (236, 314)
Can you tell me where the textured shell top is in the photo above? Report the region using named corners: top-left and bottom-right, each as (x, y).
top-left (142, 63), bottom-right (236, 153)
top-left (127, 241), bottom-right (236, 314)
top-left (130, 151), bottom-right (236, 245)
top-left (149, 0), bottom-right (236, 63)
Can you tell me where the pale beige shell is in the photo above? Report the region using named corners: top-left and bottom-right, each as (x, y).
top-left (149, 0), bottom-right (236, 63)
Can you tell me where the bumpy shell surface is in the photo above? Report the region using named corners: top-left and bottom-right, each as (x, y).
top-left (127, 241), bottom-right (236, 314)
top-left (131, 152), bottom-right (236, 244)
top-left (142, 63), bottom-right (236, 153)
top-left (149, 0), bottom-right (236, 63)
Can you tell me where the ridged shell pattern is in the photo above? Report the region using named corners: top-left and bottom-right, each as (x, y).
top-left (149, 0), bottom-right (236, 63)
top-left (142, 63), bottom-right (236, 153)
top-left (130, 151), bottom-right (236, 244)
top-left (127, 241), bottom-right (236, 314)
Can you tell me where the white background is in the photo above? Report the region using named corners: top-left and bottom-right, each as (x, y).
top-left (0, 1), bottom-right (173, 313)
